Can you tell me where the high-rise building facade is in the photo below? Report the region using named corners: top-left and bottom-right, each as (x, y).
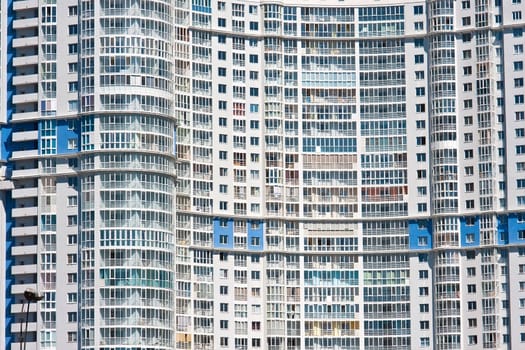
top-left (1, 0), bottom-right (525, 349)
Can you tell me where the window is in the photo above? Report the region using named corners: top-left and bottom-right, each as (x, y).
top-left (464, 149), bottom-right (473, 158)
top-left (419, 287), bottom-right (429, 296)
top-left (67, 215), bottom-right (77, 226)
top-left (219, 151), bottom-right (227, 159)
top-left (464, 99), bottom-right (473, 109)
top-left (219, 117), bottom-right (227, 126)
top-left (463, 82), bottom-right (472, 91)
top-left (513, 11), bottom-right (522, 20)
top-left (414, 21), bottom-right (423, 30)
top-left (463, 50), bottom-right (472, 59)
top-left (465, 183), bottom-right (474, 192)
top-left (414, 39), bottom-right (424, 48)
top-left (515, 61), bottom-right (524, 71)
top-left (250, 88), bottom-right (259, 96)
top-left (417, 187), bottom-right (427, 196)
top-left (67, 254), bottom-right (77, 264)
top-left (251, 271), bottom-right (260, 279)
top-left (420, 321), bottom-right (430, 329)
top-left (219, 201), bottom-right (227, 210)
top-left (68, 5), bottom-right (77, 15)
top-left (465, 166), bottom-right (474, 176)
top-left (516, 95), bottom-right (525, 104)
top-left (463, 66), bottom-right (472, 75)
top-left (415, 71), bottom-right (424, 80)
top-left (418, 236), bottom-right (428, 246)
top-left (220, 286), bottom-right (228, 295)
top-left (219, 134), bottom-right (227, 143)
top-left (416, 153), bottom-right (426, 162)
top-left (218, 35), bottom-right (226, 43)
top-left (420, 338), bottom-right (430, 347)
top-left (220, 320), bottom-right (228, 329)
top-left (420, 304), bottom-right (429, 313)
top-left (68, 63), bottom-right (78, 73)
top-left (464, 115), bottom-right (473, 125)
top-left (220, 303), bottom-right (228, 312)
top-left (67, 292), bottom-right (77, 303)
top-left (414, 5), bottom-right (423, 14)
top-left (467, 284), bottom-right (476, 293)
top-left (466, 200), bottom-right (475, 209)
top-left (249, 71), bottom-right (258, 80)
top-left (68, 44), bottom-right (78, 54)
top-left (416, 137), bottom-right (426, 145)
top-left (464, 133), bottom-right (473, 142)
top-left (467, 301), bottom-right (477, 310)
top-left (67, 273), bottom-right (77, 283)
top-left (417, 170), bottom-right (426, 179)
top-left (67, 234), bottom-right (77, 244)
top-left (67, 332), bottom-right (77, 342)
top-left (515, 44), bottom-right (524, 54)
top-left (250, 104), bottom-right (259, 113)
top-left (468, 318), bottom-right (477, 328)
top-left (218, 51), bottom-right (226, 60)
top-left (415, 55), bottom-right (424, 64)
top-left (462, 0), bottom-right (470, 8)
top-left (516, 78), bottom-right (524, 88)
top-left (416, 104), bottom-right (426, 112)
top-left (218, 18), bottom-right (226, 27)
top-left (67, 312), bottom-right (77, 322)
top-left (418, 203), bottom-right (427, 212)
top-left (419, 270), bottom-right (429, 279)
top-left (416, 120), bottom-right (426, 129)
top-left (218, 67), bottom-right (226, 76)
top-left (219, 100), bottom-right (227, 109)
top-left (220, 337), bottom-right (228, 346)
top-left (249, 54), bottom-right (258, 63)
top-left (416, 87), bottom-right (425, 96)
top-left (218, 84), bottom-right (226, 93)
top-left (219, 184), bottom-right (228, 193)
top-left (468, 336), bottom-right (477, 345)
top-left (467, 267), bottom-right (476, 276)
top-left (68, 24), bottom-right (77, 35)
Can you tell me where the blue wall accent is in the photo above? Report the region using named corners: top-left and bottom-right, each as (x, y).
top-left (4, 192), bottom-right (13, 347)
top-left (460, 216), bottom-right (480, 247)
top-left (5, 0), bottom-right (14, 346)
top-left (409, 220), bottom-right (432, 250)
top-left (508, 213), bottom-right (525, 244)
top-left (247, 221), bottom-right (264, 251)
top-left (497, 215), bottom-right (509, 245)
top-left (56, 119), bottom-right (79, 154)
top-left (213, 218), bottom-right (234, 249)
top-left (1, 126), bottom-right (12, 161)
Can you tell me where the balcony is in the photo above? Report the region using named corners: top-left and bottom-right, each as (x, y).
top-left (11, 187), bottom-right (38, 199)
top-left (11, 264), bottom-right (37, 275)
top-left (11, 343), bottom-right (37, 350)
top-left (11, 283), bottom-right (37, 295)
top-left (11, 206), bottom-right (38, 218)
top-left (12, 130), bottom-right (38, 142)
top-left (11, 149), bottom-right (38, 160)
top-left (12, 92), bottom-right (38, 104)
top-left (13, 17), bottom-right (38, 29)
top-left (11, 301), bottom-right (37, 314)
top-left (12, 36), bottom-right (38, 48)
top-left (11, 244), bottom-right (37, 256)
top-left (12, 55), bottom-right (38, 67)
top-left (11, 111), bottom-right (39, 122)
top-left (11, 226), bottom-right (37, 237)
top-left (11, 168), bottom-right (39, 179)
top-left (12, 74), bottom-right (38, 86)
top-left (13, 0), bottom-right (38, 10)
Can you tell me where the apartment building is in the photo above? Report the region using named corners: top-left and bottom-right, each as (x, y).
top-left (1, 0), bottom-right (525, 349)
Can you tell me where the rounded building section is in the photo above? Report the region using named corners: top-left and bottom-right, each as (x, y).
top-left (78, 0), bottom-right (176, 348)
